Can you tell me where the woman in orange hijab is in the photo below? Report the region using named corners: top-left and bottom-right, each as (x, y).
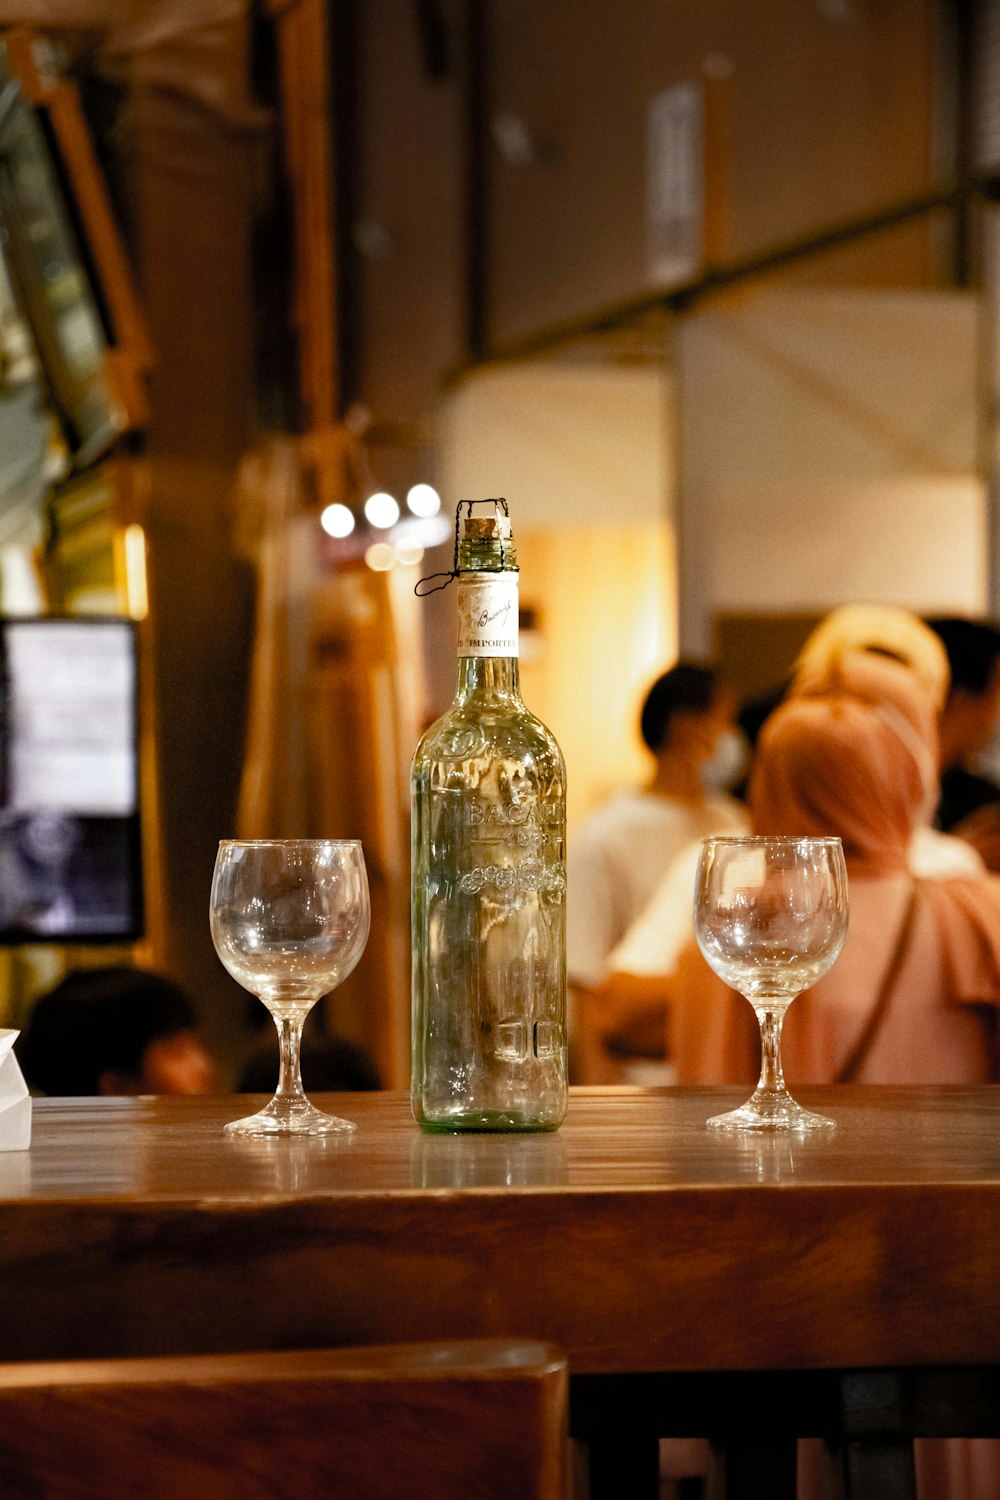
top-left (671, 649), bottom-right (1000, 1087)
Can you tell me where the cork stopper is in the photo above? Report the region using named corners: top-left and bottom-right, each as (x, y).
top-left (457, 501), bottom-right (516, 573)
top-left (461, 514), bottom-right (513, 542)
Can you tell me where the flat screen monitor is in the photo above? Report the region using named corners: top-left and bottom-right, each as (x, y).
top-left (0, 616), bottom-right (142, 943)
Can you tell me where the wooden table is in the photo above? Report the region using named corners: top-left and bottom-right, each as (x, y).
top-left (5, 1086), bottom-right (1000, 1497)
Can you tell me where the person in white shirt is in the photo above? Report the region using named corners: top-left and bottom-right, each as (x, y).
top-left (567, 661), bottom-right (749, 1081)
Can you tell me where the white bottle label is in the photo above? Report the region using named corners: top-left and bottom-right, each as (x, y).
top-left (456, 575), bottom-right (519, 657)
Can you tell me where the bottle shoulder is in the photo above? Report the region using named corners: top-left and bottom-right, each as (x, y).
top-left (412, 698), bottom-right (565, 778)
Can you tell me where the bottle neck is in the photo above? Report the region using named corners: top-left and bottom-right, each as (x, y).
top-left (453, 571), bottom-right (521, 704)
top-left (455, 654), bottom-right (522, 704)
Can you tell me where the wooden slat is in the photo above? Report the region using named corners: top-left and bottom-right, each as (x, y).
top-left (0, 1340), bottom-right (569, 1500)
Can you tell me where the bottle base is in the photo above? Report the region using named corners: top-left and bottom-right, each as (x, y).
top-left (416, 1108), bottom-right (564, 1134)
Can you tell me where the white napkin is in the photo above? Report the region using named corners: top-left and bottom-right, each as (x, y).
top-left (0, 1030), bottom-right (31, 1150)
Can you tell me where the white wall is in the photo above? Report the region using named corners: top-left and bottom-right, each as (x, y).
top-left (439, 361), bottom-right (670, 528)
top-left (678, 287), bottom-right (986, 651)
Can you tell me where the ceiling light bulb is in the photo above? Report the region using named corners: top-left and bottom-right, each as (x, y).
top-left (365, 491), bottom-right (400, 529)
top-left (406, 483), bottom-right (441, 518)
top-left (320, 503), bottom-right (356, 539)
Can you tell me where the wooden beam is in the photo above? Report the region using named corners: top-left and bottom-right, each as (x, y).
top-left (0, 2), bottom-right (116, 25)
top-left (270, 0), bottom-right (339, 426)
top-left (4, 25), bottom-right (153, 430)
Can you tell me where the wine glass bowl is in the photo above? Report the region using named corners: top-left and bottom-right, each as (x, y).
top-left (694, 836), bottom-right (848, 1132)
top-left (210, 839), bottom-right (370, 1137)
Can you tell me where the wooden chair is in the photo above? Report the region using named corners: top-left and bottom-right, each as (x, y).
top-left (0, 1338), bottom-right (569, 1500)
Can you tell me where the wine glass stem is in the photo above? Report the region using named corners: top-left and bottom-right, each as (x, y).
top-left (274, 1012), bottom-right (306, 1101)
top-left (753, 1001), bottom-right (790, 1097)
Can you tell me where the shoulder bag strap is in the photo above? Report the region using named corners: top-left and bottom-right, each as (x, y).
top-left (835, 880), bottom-right (920, 1085)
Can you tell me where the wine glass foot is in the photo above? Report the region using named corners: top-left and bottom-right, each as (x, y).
top-left (707, 1090), bottom-right (836, 1134)
top-left (224, 1094), bottom-right (357, 1138)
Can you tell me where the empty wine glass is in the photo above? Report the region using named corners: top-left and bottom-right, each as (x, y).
top-left (694, 835), bottom-right (848, 1132)
top-left (210, 839), bottom-right (370, 1136)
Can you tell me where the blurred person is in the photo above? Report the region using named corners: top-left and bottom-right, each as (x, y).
top-left (732, 603), bottom-right (951, 798)
top-left (795, 602), bottom-right (951, 710)
top-left (567, 661), bottom-right (749, 1081)
top-left (668, 650), bottom-right (1000, 1087)
top-left (745, 602), bottom-right (979, 877)
top-left (926, 615), bottom-right (1000, 869)
top-left (737, 604), bottom-right (981, 876)
top-left (17, 966), bottom-right (216, 1097)
top-left (599, 604), bottom-right (977, 1038)
top-left (792, 604), bottom-right (981, 882)
top-left (794, 603), bottom-right (995, 881)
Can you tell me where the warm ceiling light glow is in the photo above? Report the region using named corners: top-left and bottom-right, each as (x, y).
top-left (364, 491), bottom-right (400, 529)
top-left (406, 483), bottom-right (441, 518)
top-left (320, 503), bottom-right (356, 538)
top-left (395, 543), bottom-right (425, 566)
top-left (365, 541), bottom-right (396, 571)
top-left (394, 514), bottom-right (451, 550)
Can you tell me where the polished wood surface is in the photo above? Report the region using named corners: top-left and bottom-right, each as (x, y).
top-left (4, 1087), bottom-right (1000, 1375)
top-left (0, 1340), bottom-right (568, 1500)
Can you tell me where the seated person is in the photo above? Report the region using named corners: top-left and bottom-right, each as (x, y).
top-left (566, 661), bottom-right (748, 1082)
top-left (16, 966), bottom-right (215, 1097)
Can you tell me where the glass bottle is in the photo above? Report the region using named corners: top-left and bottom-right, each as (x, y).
top-left (411, 500), bottom-right (568, 1132)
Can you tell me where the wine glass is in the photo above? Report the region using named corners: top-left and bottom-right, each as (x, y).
top-left (693, 835), bottom-right (848, 1132)
top-left (210, 839), bottom-right (370, 1137)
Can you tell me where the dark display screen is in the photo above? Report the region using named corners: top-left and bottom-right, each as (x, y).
top-left (0, 617), bottom-right (142, 943)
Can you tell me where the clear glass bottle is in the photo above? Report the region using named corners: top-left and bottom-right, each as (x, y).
top-left (411, 501), bottom-right (568, 1132)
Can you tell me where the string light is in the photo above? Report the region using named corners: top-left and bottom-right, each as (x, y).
top-left (327, 481), bottom-right (445, 571)
top-left (320, 503), bottom-right (356, 538)
top-left (364, 491), bottom-right (400, 529)
top-left (406, 483), bottom-right (441, 518)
